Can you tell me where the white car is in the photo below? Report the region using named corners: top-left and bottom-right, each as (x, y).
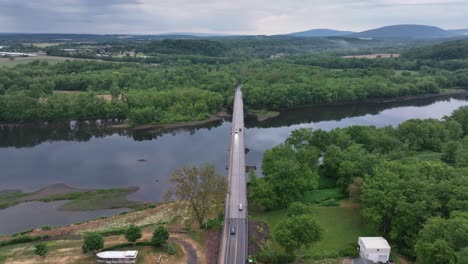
top-left (239, 203), bottom-right (243, 211)
top-left (235, 129), bottom-right (239, 134)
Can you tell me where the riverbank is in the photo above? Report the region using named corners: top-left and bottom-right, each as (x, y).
top-left (247, 109), bottom-right (280, 121)
top-left (255, 89), bottom-right (468, 118)
top-left (0, 184), bottom-right (143, 211)
top-left (130, 112), bottom-right (228, 132)
top-left (0, 202), bottom-right (205, 264)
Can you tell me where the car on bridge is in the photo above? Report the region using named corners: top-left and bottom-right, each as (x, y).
top-left (230, 226), bottom-right (236, 235)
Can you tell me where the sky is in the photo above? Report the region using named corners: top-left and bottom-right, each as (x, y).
top-left (0, 0), bottom-right (467, 35)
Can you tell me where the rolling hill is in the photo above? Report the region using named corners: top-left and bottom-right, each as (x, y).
top-left (351, 24), bottom-right (457, 39)
top-left (288, 29), bottom-right (354, 37)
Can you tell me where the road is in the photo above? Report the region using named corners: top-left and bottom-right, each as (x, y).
top-left (219, 85), bottom-right (248, 264)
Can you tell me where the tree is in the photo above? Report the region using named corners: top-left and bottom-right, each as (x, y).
top-left (34, 243), bottom-right (48, 257)
top-left (152, 225), bottom-right (169, 247)
top-left (251, 144), bottom-right (318, 210)
top-left (165, 163), bottom-right (227, 228)
top-left (82, 232), bottom-right (104, 254)
top-left (166, 242), bottom-right (176, 255)
top-left (287, 202), bottom-right (309, 216)
top-left (124, 224), bottom-right (142, 246)
top-left (274, 215), bottom-right (322, 259)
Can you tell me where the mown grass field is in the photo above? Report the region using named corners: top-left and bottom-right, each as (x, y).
top-left (250, 203), bottom-right (373, 259)
top-left (0, 56), bottom-right (85, 67)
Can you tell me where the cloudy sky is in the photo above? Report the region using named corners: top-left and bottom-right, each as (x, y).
top-left (0, 0), bottom-right (467, 35)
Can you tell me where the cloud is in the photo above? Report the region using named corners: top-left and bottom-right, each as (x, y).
top-left (0, 0), bottom-right (466, 34)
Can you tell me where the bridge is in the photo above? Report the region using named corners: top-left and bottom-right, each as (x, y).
top-left (218, 85), bottom-right (248, 264)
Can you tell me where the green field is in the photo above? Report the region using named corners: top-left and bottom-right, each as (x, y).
top-left (0, 56), bottom-right (85, 67)
top-left (250, 204), bottom-right (373, 259)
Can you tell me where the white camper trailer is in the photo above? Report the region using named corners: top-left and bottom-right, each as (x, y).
top-left (358, 237), bottom-right (391, 263)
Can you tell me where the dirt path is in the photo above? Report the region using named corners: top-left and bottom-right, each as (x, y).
top-left (170, 237), bottom-right (199, 264)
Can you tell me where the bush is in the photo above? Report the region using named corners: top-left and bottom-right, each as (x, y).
top-left (338, 243), bottom-right (359, 257)
top-left (124, 225), bottom-right (142, 245)
top-left (206, 218), bottom-right (223, 231)
top-left (41, 226), bottom-right (52, 231)
top-left (301, 188), bottom-right (343, 205)
top-left (12, 229), bottom-right (34, 237)
top-left (166, 242), bottom-right (176, 255)
top-left (97, 227), bottom-right (127, 237)
top-left (0, 235), bottom-right (49, 247)
top-left (151, 225), bottom-right (169, 247)
top-left (256, 247), bottom-right (296, 264)
top-left (34, 243), bottom-right (48, 257)
top-left (320, 199), bottom-right (340, 206)
top-left (82, 232), bottom-right (104, 254)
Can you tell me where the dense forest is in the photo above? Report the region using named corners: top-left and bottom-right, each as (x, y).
top-left (0, 60), bottom-right (236, 124)
top-left (249, 106), bottom-right (468, 262)
top-left (1, 37), bottom-right (468, 126)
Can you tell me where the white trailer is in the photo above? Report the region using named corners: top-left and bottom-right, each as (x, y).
top-left (358, 237), bottom-right (391, 263)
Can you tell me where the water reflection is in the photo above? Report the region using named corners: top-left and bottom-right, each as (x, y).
top-left (245, 95), bottom-right (468, 128)
top-left (0, 201), bottom-right (127, 234)
top-left (1, 96), bottom-right (468, 234)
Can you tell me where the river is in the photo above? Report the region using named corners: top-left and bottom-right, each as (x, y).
top-left (1, 95), bottom-right (467, 234)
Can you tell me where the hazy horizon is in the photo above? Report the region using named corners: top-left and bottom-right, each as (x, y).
top-left (0, 0), bottom-right (467, 35)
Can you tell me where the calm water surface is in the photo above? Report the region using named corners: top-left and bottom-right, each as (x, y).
top-left (1, 95), bottom-right (467, 234)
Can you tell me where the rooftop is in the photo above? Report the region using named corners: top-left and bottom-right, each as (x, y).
top-left (96, 251), bottom-right (138, 259)
top-left (359, 237), bottom-right (391, 249)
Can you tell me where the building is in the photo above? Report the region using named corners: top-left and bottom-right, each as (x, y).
top-left (358, 237), bottom-right (391, 263)
top-left (96, 250), bottom-right (138, 264)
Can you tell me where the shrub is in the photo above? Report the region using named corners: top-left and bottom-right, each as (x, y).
top-left (34, 243), bottom-right (48, 257)
top-left (82, 232), bottom-right (104, 254)
top-left (124, 225), bottom-right (142, 245)
top-left (97, 227), bottom-right (126, 236)
top-left (151, 225), bottom-right (169, 247)
top-left (41, 226), bottom-right (52, 230)
top-left (0, 235), bottom-right (49, 247)
top-left (206, 218), bottom-right (223, 230)
top-left (338, 243), bottom-right (359, 257)
top-left (166, 242), bottom-right (176, 255)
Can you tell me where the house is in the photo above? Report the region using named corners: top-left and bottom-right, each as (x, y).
top-left (96, 250), bottom-right (138, 264)
top-left (358, 237), bottom-right (391, 263)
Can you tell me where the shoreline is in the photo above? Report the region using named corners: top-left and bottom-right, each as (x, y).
top-left (1, 91), bottom-right (466, 128)
top-left (0, 184), bottom-right (143, 211)
top-left (284, 90), bottom-right (468, 111)
top-left (130, 113), bottom-right (227, 132)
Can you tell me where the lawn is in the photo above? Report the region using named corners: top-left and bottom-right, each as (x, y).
top-left (250, 203), bottom-right (373, 259)
top-left (0, 56), bottom-right (89, 67)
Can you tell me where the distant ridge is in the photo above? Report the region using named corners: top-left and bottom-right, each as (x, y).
top-left (448, 29), bottom-right (468, 36)
top-left (288, 29), bottom-right (354, 37)
top-left (350, 24), bottom-right (457, 39)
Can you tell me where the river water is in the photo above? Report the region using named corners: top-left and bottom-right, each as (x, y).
top-left (1, 95), bottom-right (467, 234)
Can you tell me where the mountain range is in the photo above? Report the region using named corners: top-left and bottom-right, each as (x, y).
top-left (287, 24), bottom-right (468, 39)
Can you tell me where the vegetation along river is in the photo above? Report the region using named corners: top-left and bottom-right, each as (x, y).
top-left (1, 94), bottom-right (468, 234)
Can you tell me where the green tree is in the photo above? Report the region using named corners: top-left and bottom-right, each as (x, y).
top-left (165, 164), bottom-right (227, 228)
top-left (166, 242), bottom-right (176, 255)
top-left (152, 225), bottom-right (169, 247)
top-left (124, 224), bottom-right (142, 246)
top-left (274, 215), bottom-right (322, 259)
top-left (34, 243), bottom-right (48, 257)
top-left (287, 202), bottom-right (309, 216)
top-left (82, 232), bottom-right (104, 254)
top-left (251, 144), bottom-right (318, 210)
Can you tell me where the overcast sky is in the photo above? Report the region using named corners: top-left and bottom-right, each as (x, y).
top-left (0, 0), bottom-right (467, 35)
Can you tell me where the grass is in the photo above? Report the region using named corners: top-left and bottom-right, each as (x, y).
top-left (0, 186), bottom-right (142, 211)
top-left (250, 203), bottom-right (373, 259)
top-left (0, 56), bottom-right (82, 67)
top-left (401, 151), bottom-right (442, 162)
top-left (440, 88), bottom-right (467, 94)
top-left (248, 109), bottom-right (280, 121)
